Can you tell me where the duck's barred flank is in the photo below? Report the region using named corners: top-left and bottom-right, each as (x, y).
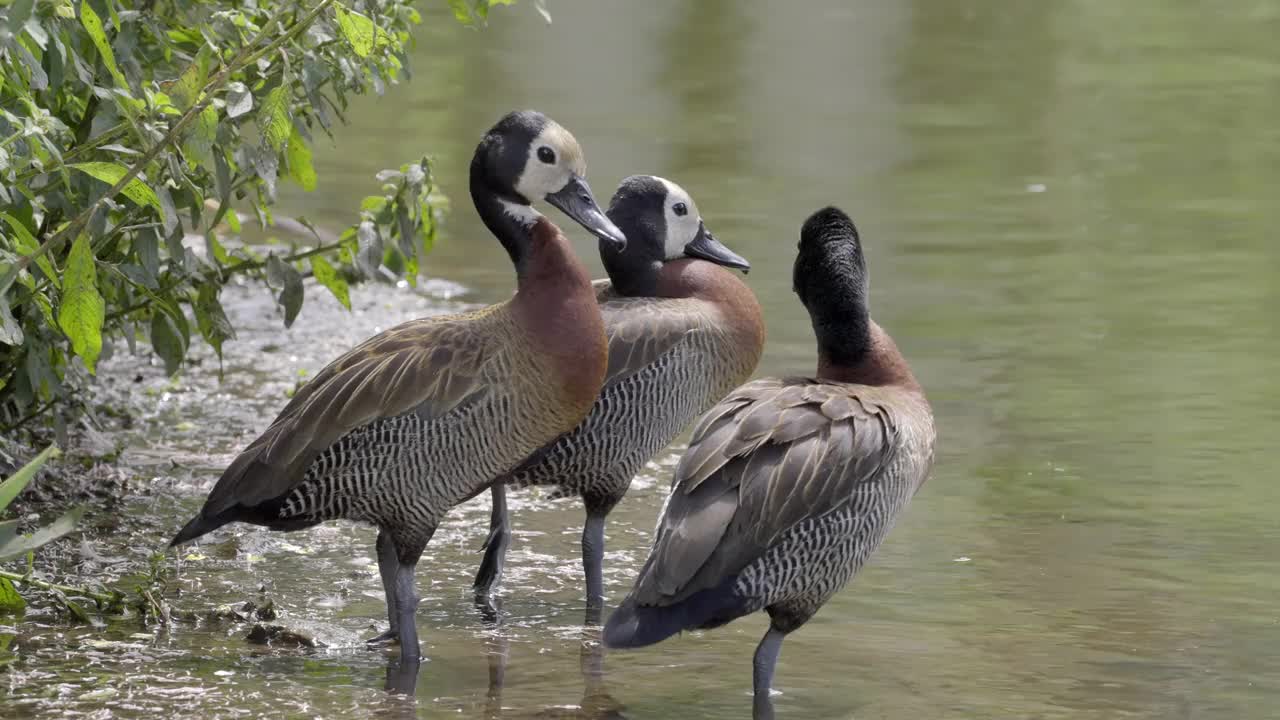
top-left (733, 437), bottom-right (922, 630)
top-left (265, 330), bottom-right (600, 557)
top-left (278, 398), bottom-right (509, 536)
top-left (506, 306), bottom-right (754, 514)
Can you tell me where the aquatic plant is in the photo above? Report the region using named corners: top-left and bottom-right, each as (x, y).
top-left (0, 0), bottom-right (533, 434)
top-left (0, 444), bottom-right (95, 614)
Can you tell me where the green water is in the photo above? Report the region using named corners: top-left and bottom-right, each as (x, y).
top-left (6, 1), bottom-right (1280, 717)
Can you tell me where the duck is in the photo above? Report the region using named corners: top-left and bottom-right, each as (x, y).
top-left (472, 176), bottom-right (765, 616)
top-left (168, 110), bottom-right (627, 670)
top-left (602, 206), bottom-right (935, 714)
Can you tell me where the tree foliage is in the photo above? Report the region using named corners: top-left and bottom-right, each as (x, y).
top-left (0, 0), bottom-right (526, 433)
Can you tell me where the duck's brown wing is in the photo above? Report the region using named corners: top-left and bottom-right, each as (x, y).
top-left (201, 310), bottom-right (498, 515)
top-left (630, 378), bottom-right (902, 606)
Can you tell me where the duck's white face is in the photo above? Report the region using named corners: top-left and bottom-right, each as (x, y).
top-left (655, 177), bottom-right (703, 260)
top-left (514, 121), bottom-right (588, 202)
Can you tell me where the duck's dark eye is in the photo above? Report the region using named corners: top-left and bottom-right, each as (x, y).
top-left (673, 202), bottom-right (688, 217)
top-left (537, 146), bottom-right (556, 164)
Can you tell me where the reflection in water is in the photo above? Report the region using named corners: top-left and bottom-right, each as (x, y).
top-left (383, 656), bottom-right (422, 697)
top-left (377, 600), bottom-right (629, 717)
top-left (479, 619), bottom-right (628, 720)
top-left (485, 629), bottom-right (509, 718)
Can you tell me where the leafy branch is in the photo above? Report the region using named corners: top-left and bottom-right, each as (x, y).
top-left (0, 0), bottom-right (339, 296)
top-left (0, 0), bottom-right (458, 426)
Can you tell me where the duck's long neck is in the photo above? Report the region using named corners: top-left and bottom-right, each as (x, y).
top-left (510, 217), bottom-right (606, 411)
top-left (471, 157), bottom-right (539, 275)
top-left (817, 320), bottom-right (920, 391)
top-left (515, 218), bottom-right (595, 297)
top-left (602, 248), bottom-right (660, 297)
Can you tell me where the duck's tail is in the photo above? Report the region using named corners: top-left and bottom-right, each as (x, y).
top-left (603, 580), bottom-right (747, 649)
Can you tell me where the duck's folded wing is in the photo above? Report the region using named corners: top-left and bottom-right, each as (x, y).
top-left (202, 315), bottom-right (494, 514)
top-left (499, 292), bottom-right (704, 477)
top-left (631, 378), bottom-right (896, 606)
top-left (597, 293), bottom-right (708, 385)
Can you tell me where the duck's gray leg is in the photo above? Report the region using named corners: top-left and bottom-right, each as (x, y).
top-left (582, 512), bottom-right (607, 618)
top-left (473, 483), bottom-right (511, 616)
top-left (752, 627), bottom-right (786, 700)
top-left (395, 561), bottom-right (422, 665)
top-left (753, 692), bottom-right (777, 720)
top-left (366, 529), bottom-right (400, 645)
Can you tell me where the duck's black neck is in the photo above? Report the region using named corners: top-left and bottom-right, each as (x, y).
top-left (796, 243), bottom-right (872, 367)
top-left (470, 154), bottom-right (538, 277)
top-left (810, 291), bottom-right (871, 368)
top-left (602, 182), bottom-right (668, 297)
top-left (600, 243), bottom-right (661, 297)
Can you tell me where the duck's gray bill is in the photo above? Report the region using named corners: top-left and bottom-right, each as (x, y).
top-left (685, 222), bottom-right (750, 272)
top-left (546, 175), bottom-right (627, 250)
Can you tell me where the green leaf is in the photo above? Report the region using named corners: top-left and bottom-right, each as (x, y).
top-left (70, 162), bottom-right (162, 213)
top-left (170, 46), bottom-right (211, 110)
top-left (182, 104), bottom-right (218, 170)
top-left (167, 27), bottom-right (201, 44)
top-left (285, 126), bottom-right (316, 191)
top-left (225, 82), bottom-right (252, 119)
top-left (395, 202), bottom-right (416, 261)
top-left (136, 229), bottom-right (160, 284)
top-left (310, 255), bottom-right (349, 310)
top-left (258, 86), bottom-right (290, 153)
top-left (0, 444), bottom-right (60, 513)
top-left (24, 339), bottom-right (56, 401)
top-left (445, 0), bottom-right (474, 25)
top-left (2, 212), bottom-right (59, 288)
top-left (0, 505), bottom-right (81, 561)
top-left (61, 594), bottom-right (91, 623)
top-left (267, 255), bottom-right (304, 328)
top-left (355, 221), bottom-right (382, 278)
top-left (194, 284), bottom-right (235, 363)
top-left (335, 5), bottom-right (375, 58)
top-left (32, 292), bottom-right (54, 326)
top-left (205, 231), bottom-right (230, 264)
top-left (80, 0), bottom-right (127, 88)
top-left (1, 291), bottom-right (23, 345)
top-left (0, 578), bottom-right (23, 616)
top-left (5, 0), bottom-right (36, 31)
top-left (57, 235), bottom-right (105, 374)
top-left (149, 310), bottom-right (188, 376)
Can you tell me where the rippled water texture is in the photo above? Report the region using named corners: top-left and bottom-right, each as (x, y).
top-left (6, 1), bottom-right (1280, 718)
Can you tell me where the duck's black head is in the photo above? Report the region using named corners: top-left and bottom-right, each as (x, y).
top-left (470, 110), bottom-right (625, 269)
top-left (602, 175), bottom-right (750, 297)
top-left (793, 206), bottom-right (871, 365)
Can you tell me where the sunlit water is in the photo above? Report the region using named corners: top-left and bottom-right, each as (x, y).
top-left (6, 1), bottom-right (1280, 717)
